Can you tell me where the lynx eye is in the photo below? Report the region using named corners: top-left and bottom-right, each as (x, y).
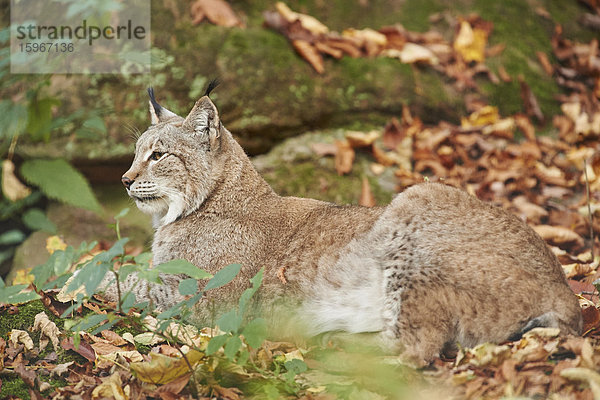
top-left (149, 151), bottom-right (164, 161)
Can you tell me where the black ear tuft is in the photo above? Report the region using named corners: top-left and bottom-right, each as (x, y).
top-left (203, 78), bottom-right (220, 98)
top-left (147, 87), bottom-right (162, 115)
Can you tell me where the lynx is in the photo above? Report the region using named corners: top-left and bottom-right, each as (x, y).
top-left (110, 83), bottom-right (582, 364)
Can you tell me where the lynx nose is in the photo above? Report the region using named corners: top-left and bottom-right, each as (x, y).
top-left (121, 176), bottom-right (134, 189)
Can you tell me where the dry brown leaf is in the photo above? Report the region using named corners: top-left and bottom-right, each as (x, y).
top-left (91, 371), bottom-right (128, 400)
top-left (498, 65), bottom-right (512, 82)
top-left (10, 330), bottom-right (34, 351)
top-left (1, 159), bottom-right (31, 202)
top-left (212, 385), bottom-right (243, 400)
top-left (291, 40), bottom-right (324, 74)
top-left (536, 51), bottom-right (554, 75)
top-left (359, 177), bottom-right (376, 208)
top-left (514, 114), bottom-right (537, 141)
top-left (156, 373), bottom-right (192, 395)
top-left (512, 195), bottom-right (548, 221)
top-left (519, 76), bottom-right (544, 123)
top-left (33, 312), bottom-right (61, 351)
top-left (334, 140), bottom-right (355, 175)
top-left (61, 337), bottom-right (96, 362)
top-left (275, 2), bottom-right (329, 35)
top-left (382, 117), bottom-right (404, 150)
top-left (532, 225), bottom-right (585, 247)
top-left (381, 43), bottom-right (439, 64)
top-left (314, 42), bottom-right (343, 59)
top-left (190, 0), bottom-right (243, 27)
top-left (345, 130), bottom-right (380, 148)
top-left (101, 330), bottom-right (127, 346)
top-left (91, 341), bottom-right (123, 356)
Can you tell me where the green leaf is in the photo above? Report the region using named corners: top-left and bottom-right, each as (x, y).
top-left (216, 310), bottom-right (242, 334)
top-left (82, 115), bottom-right (107, 133)
top-left (67, 260), bottom-right (109, 296)
top-left (22, 208), bottom-right (56, 233)
top-left (224, 336), bottom-right (242, 360)
top-left (204, 263), bottom-right (241, 291)
top-left (178, 278), bottom-right (198, 296)
top-left (20, 159), bottom-right (102, 213)
top-left (238, 268), bottom-right (263, 315)
top-left (156, 259), bottom-right (212, 280)
top-left (206, 334), bottom-right (229, 355)
top-left (242, 318), bottom-right (267, 349)
top-left (0, 230), bottom-right (25, 246)
top-left (71, 313), bottom-right (107, 332)
top-left (156, 302), bottom-right (184, 320)
top-left (284, 359), bottom-right (307, 381)
top-left (0, 100), bottom-right (28, 139)
top-left (0, 284), bottom-right (40, 304)
top-left (114, 208), bottom-right (130, 220)
top-left (27, 97), bottom-right (60, 141)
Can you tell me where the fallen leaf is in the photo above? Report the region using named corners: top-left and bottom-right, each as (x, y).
top-left (50, 361), bottom-right (74, 378)
top-left (345, 130), bottom-right (380, 148)
top-left (91, 371), bottom-right (129, 400)
top-left (519, 76), bottom-right (544, 123)
top-left (101, 330), bottom-right (127, 346)
top-left (61, 337), bottom-right (96, 362)
top-left (14, 360), bottom-right (37, 388)
top-left (90, 341), bottom-right (123, 356)
top-left (334, 140), bottom-right (355, 175)
top-left (561, 368), bottom-right (600, 398)
top-left (33, 312), bottom-right (61, 351)
top-left (536, 51), bottom-right (554, 75)
top-left (212, 385), bottom-right (243, 400)
top-left (134, 332), bottom-right (165, 346)
top-left (275, 2), bottom-right (329, 35)
top-left (461, 105), bottom-right (499, 128)
top-left (382, 43), bottom-right (439, 64)
top-left (359, 177), bottom-right (376, 208)
top-left (156, 372), bottom-right (192, 395)
top-left (10, 330), bottom-right (33, 351)
top-left (1, 159), bottom-right (31, 202)
top-left (291, 40), bottom-right (324, 74)
top-left (453, 20), bottom-right (488, 63)
top-left (130, 349), bottom-right (205, 385)
top-left (45, 236), bottom-right (67, 254)
top-left (498, 65), bottom-right (512, 82)
top-left (382, 117), bottom-right (404, 150)
top-left (190, 0), bottom-right (243, 28)
top-left (532, 225), bottom-right (585, 248)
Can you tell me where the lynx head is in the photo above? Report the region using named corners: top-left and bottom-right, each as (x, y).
top-left (122, 81), bottom-right (224, 227)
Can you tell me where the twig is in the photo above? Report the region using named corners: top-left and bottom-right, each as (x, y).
top-left (584, 159), bottom-right (595, 261)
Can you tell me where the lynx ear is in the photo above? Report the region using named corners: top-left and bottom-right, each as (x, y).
top-left (147, 88), bottom-right (179, 124)
top-left (182, 96), bottom-right (221, 149)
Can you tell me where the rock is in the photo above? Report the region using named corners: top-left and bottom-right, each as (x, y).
top-left (253, 129), bottom-right (396, 205)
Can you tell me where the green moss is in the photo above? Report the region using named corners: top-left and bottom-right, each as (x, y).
top-left (0, 300), bottom-right (64, 340)
top-left (262, 157), bottom-right (392, 206)
top-left (0, 375), bottom-right (31, 400)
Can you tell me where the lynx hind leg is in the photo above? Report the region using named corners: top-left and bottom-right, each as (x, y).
top-left (381, 266), bottom-right (454, 366)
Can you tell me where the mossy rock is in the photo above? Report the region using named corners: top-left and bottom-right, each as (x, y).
top-left (252, 129), bottom-right (396, 205)
top-left (16, 0), bottom-right (595, 164)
